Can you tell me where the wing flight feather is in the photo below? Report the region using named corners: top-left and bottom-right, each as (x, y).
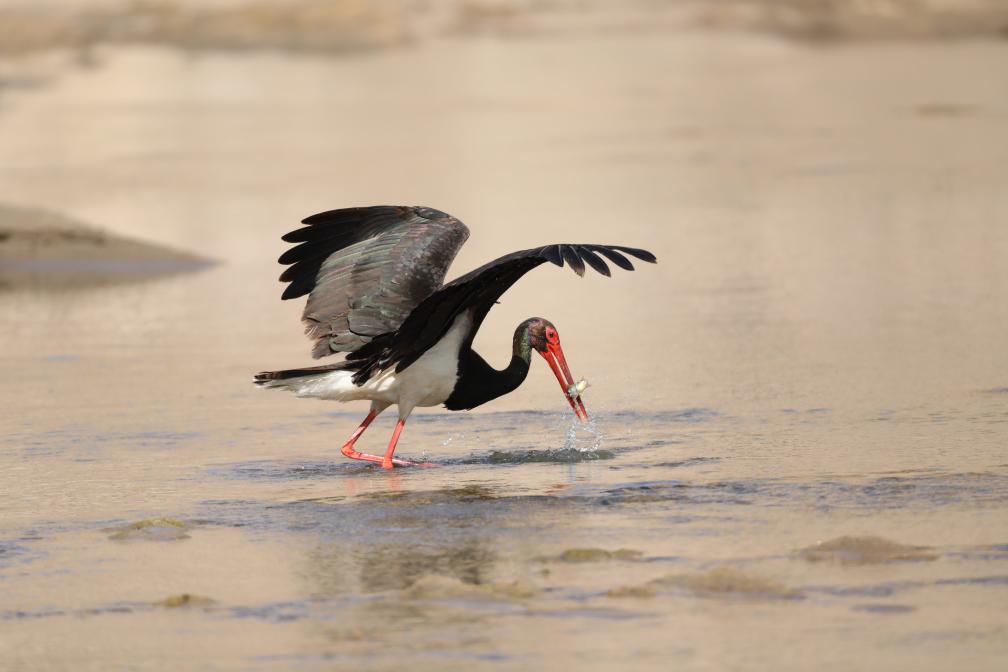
top-left (276, 206), bottom-right (469, 358)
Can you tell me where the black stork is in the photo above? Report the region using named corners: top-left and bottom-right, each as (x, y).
top-left (255, 206), bottom-right (656, 469)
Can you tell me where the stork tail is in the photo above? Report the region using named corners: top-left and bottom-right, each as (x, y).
top-left (254, 361), bottom-right (351, 387)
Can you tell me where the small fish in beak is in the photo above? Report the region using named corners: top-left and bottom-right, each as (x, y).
top-left (567, 378), bottom-right (590, 399)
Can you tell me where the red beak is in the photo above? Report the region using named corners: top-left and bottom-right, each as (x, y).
top-left (538, 340), bottom-right (588, 422)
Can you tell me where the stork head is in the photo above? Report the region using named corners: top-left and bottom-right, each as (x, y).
top-left (516, 318), bottom-right (588, 421)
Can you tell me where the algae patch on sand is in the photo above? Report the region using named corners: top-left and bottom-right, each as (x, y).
top-left (555, 548), bottom-right (644, 562)
top-left (651, 567), bottom-right (803, 600)
top-left (605, 584), bottom-right (658, 599)
top-left (156, 594), bottom-right (215, 608)
top-left (107, 518), bottom-right (191, 541)
top-left (798, 535), bottom-right (938, 565)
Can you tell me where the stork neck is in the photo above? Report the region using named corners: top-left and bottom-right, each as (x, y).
top-left (443, 347), bottom-right (531, 411)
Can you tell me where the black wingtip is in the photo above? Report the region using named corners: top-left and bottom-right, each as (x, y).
top-left (576, 245), bottom-right (611, 277)
top-left (589, 245), bottom-right (634, 271)
top-left (300, 206), bottom-right (354, 225)
top-left (300, 205), bottom-right (408, 226)
top-left (280, 278), bottom-right (311, 300)
top-left (542, 244), bottom-right (564, 267)
top-left (612, 246), bottom-right (657, 264)
top-left (560, 245), bottom-right (586, 277)
top-left (277, 244), bottom-right (306, 265)
top-left (300, 212), bottom-right (327, 225)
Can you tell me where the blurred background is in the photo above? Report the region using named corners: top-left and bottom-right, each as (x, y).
top-left (1, 1), bottom-right (1007, 670)
top-left (2, 0), bottom-right (1007, 412)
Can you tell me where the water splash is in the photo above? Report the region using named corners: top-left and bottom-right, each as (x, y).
top-left (564, 414), bottom-right (602, 452)
top-left (441, 433), bottom-right (465, 449)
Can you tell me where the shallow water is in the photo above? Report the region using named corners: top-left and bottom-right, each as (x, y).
top-left (1, 28), bottom-right (1007, 671)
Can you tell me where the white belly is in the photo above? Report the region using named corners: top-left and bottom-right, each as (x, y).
top-left (292, 312), bottom-right (472, 416)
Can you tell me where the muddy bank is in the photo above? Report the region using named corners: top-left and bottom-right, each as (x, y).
top-left (0, 0), bottom-right (1005, 58)
top-left (0, 203), bottom-right (211, 289)
top-left (0, 0), bottom-right (409, 56)
top-left (688, 0), bottom-right (1008, 41)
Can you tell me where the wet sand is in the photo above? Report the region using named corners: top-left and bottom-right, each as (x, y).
top-left (0, 203), bottom-right (211, 289)
top-left (1, 18), bottom-right (1007, 672)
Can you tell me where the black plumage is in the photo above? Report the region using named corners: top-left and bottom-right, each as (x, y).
top-left (271, 205), bottom-right (656, 391)
top-left (344, 242), bottom-right (654, 384)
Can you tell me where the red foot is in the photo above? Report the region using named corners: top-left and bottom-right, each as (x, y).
top-left (341, 444), bottom-right (417, 469)
top-left (339, 415), bottom-right (432, 470)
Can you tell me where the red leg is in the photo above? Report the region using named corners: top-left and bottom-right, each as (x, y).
top-left (340, 410), bottom-right (377, 461)
top-left (340, 412), bottom-right (418, 469)
top-left (382, 419), bottom-right (438, 470)
top-left (381, 419), bottom-right (407, 470)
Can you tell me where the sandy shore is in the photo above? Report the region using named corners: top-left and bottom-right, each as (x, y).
top-left (0, 203), bottom-right (211, 289)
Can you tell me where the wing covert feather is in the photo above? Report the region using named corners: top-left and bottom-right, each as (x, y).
top-left (277, 206), bottom-right (469, 358)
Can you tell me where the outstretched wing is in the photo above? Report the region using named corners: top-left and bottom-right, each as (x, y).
top-left (347, 243), bottom-right (656, 381)
top-left (277, 206), bottom-right (469, 358)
